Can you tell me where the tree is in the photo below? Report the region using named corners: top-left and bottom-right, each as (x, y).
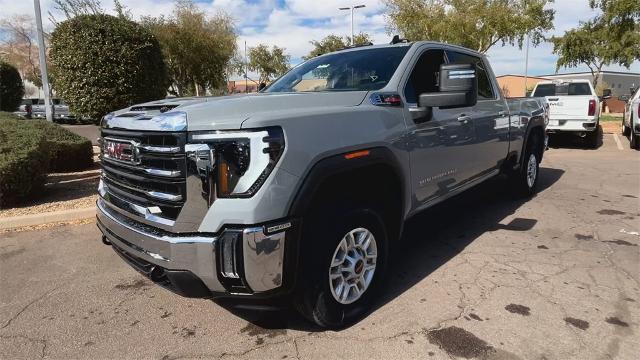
top-left (383, 0), bottom-right (555, 53)
top-left (49, 14), bottom-right (168, 119)
top-left (0, 61), bottom-right (25, 112)
top-left (0, 15), bottom-right (45, 87)
top-left (551, 0), bottom-right (639, 89)
top-left (304, 33), bottom-right (373, 59)
top-left (142, 0), bottom-right (237, 96)
top-left (49, 0), bottom-right (131, 23)
top-left (248, 44), bottom-right (291, 84)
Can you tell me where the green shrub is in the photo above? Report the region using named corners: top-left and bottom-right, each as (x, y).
top-left (42, 122), bottom-right (94, 172)
top-left (0, 112), bottom-right (94, 207)
top-left (0, 116), bottom-right (49, 207)
top-left (0, 62), bottom-right (25, 112)
top-left (50, 14), bottom-right (168, 120)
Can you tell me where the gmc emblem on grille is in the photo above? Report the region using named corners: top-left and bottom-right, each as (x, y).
top-left (103, 139), bottom-right (138, 164)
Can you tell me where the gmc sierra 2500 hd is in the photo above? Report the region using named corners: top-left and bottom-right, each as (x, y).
top-left (97, 41), bottom-right (548, 328)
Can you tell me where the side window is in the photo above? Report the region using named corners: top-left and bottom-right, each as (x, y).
top-left (404, 49), bottom-right (446, 104)
top-left (445, 51), bottom-right (495, 100)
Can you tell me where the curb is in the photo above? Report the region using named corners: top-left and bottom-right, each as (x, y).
top-left (0, 207), bottom-right (96, 230)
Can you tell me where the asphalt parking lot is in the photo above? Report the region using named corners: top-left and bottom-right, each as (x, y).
top-left (1, 133), bottom-right (638, 360)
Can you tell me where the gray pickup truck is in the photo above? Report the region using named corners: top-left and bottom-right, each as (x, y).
top-left (97, 41), bottom-right (548, 328)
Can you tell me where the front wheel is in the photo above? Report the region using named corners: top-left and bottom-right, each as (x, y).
top-left (294, 206), bottom-right (388, 329)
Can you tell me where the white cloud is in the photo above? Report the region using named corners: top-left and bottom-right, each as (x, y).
top-left (1, 0), bottom-right (637, 77)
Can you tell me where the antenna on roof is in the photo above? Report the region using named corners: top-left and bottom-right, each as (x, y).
top-left (390, 35), bottom-right (408, 44)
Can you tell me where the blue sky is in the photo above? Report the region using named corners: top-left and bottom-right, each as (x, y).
top-left (2, 0), bottom-right (639, 77)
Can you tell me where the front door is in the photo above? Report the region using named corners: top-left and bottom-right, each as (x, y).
top-left (401, 48), bottom-right (477, 207)
top-left (445, 50), bottom-right (510, 177)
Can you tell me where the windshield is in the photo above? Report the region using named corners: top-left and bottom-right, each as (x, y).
top-left (533, 83), bottom-right (592, 97)
top-left (265, 46), bottom-right (410, 93)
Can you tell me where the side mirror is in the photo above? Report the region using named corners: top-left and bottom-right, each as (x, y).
top-left (601, 88), bottom-right (612, 100)
top-left (418, 63), bottom-right (478, 109)
top-left (618, 94), bottom-right (631, 102)
top-left (258, 82), bottom-right (267, 91)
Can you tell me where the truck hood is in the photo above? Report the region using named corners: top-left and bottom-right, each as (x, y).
top-left (183, 92), bottom-right (369, 131)
top-left (102, 92), bottom-right (368, 131)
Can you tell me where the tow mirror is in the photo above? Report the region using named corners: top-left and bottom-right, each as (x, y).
top-left (601, 88), bottom-right (612, 100)
top-left (418, 63), bottom-right (478, 109)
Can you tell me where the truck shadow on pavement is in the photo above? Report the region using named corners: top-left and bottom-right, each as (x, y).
top-left (216, 167), bottom-right (565, 332)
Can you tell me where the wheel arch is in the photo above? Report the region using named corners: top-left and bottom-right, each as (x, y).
top-left (287, 147), bottom-right (406, 243)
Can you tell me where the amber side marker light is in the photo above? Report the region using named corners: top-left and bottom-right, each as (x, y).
top-left (344, 150), bottom-right (370, 160)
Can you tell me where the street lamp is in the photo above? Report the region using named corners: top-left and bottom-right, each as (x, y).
top-left (339, 4), bottom-right (366, 46)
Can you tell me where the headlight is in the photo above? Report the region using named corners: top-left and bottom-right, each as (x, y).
top-left (189, 127), bottom-right (284, 198)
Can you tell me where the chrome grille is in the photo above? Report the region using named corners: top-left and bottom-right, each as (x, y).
top-left (100, 129), bottom-right (187, 225)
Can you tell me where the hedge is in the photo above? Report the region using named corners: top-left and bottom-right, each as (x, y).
top-left (0, 112), bottom-right (93, 208)
top-left (44, 123), bottom-right (94, 172)
top-left (0, 62), bottom-right (25, 112)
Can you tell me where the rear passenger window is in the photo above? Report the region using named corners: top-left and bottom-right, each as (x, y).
top-left (445, 51), bottom-right (495, 100)
top-left (567, 83), bottom-right (591, 95)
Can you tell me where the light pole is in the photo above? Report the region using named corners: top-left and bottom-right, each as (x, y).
top-left (523, 32), bottom-right (530, 97)
top-left (33, 0), bottom-right (53, 122)
top-left (339, 4), bottom-right (366, 45)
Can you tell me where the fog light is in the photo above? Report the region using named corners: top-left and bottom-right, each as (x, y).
top-left (220, 232), bottom-right (240, 279)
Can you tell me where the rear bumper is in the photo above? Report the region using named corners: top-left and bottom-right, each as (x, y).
top-left (546, 119), bottom-right (598, 133)
top-left (96, 198), bottom-right (292, 298)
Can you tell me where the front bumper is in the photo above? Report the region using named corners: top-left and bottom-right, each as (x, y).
top-left (546, 119), bottom-right (598, 133)
top-left (97, 198), bottom-right (291, 298)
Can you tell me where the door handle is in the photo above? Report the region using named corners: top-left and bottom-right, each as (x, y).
top-left (457, 115), bottom-right (471, 123)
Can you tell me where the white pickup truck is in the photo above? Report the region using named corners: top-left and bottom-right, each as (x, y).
top-left (621, 87), bottom-right (639, 149)
top-left (531, 80), bottom-right (600, 147)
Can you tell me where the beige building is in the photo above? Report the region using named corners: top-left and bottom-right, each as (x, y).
top-left (496, 75), bottom-right (549, 98)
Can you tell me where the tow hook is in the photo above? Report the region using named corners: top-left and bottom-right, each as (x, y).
top-left (102, 235), bottom-right (112, 246)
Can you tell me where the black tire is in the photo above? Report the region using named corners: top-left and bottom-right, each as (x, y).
top-left (294, 204), bottom-right (388, 329)
top-left (585, 127), bottom-right (599, 149)
top-left (631, 125), bottom-right (639, 150)
top-left (622, 112), bottom-right (630, 136)
top-left (510, 131), bottom-right (542, 197)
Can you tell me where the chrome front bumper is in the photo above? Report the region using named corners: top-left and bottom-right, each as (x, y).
top-left (96, 198), bottom-right (287, 296)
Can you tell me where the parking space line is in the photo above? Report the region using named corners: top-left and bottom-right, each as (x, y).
top-left (612, 133), bottom-right (624, 150)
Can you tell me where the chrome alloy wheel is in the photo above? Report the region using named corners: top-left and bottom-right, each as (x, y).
top-left (329, 227), bottom-right (378, 305)
top-left (526, 153), bottom-right (537, 189)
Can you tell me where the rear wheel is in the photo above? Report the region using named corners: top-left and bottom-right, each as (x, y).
top-left (510, 132), bottom-right (542, 197)
top-left (294, 205), bottom-right (388, 329)
top-left (585, 128), bottom-right (599, 149)
top-left (622, 112), bottom-right (630, 136)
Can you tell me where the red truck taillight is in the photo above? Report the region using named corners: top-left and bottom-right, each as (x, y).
top-left (588, 100), bottom-right (596, 116)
